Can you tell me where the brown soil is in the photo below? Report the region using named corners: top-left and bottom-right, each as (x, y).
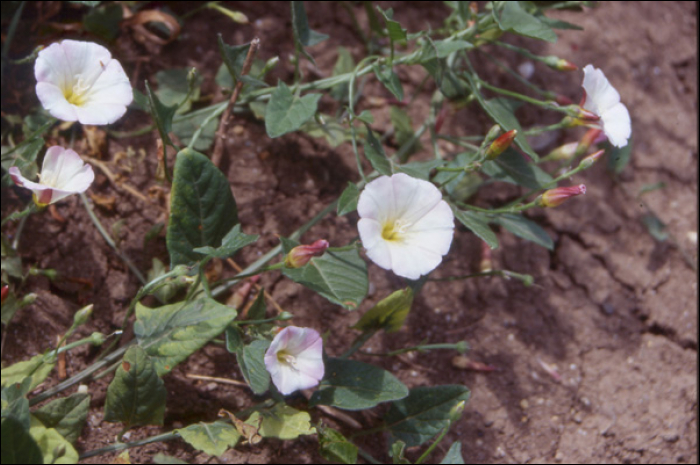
top-left (1, 2), bottom-right (697, 464)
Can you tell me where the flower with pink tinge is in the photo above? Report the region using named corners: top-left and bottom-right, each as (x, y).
top-left (9, 146), bottom-right (94, 207)
top-left (358, 173), bottom-right (454, 280)
top-left (581, 65), bottom-right (631, 148)
top-left (35, 40), bottom-right (132, 125)
top-left (264, 326), bottom-right (324, 395)
top-left (538, 184), bottom-right (586, 208)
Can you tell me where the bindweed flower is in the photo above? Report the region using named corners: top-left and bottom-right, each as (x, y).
top-left (538, 184), bottom-right (586, 208)
top-left (285, 240), bottom-right (330, 268)
top-left (9, 146), bottom-right (94, 207)
top-left (264, 326), bottom-right (324, 395)
top-left (35, 40), bottom-right (132, 125)
top-left (581, 64), bottom-right (631, 148)
top-left (358, 173), bottom-right (454, 280)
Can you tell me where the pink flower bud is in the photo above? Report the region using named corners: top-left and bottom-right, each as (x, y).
top-left (579, 149), bottom-right (605, 169)
top-left (574, 128), bottom-right (604, 158)
top-left (1, 285), bottom-right (8, 305)
top-left (556, 95), bottom-right (573, 106)
top-left (543, 56), bottom-right (578, 72)
top-left (576, 106), bottom-right (601, 122)
top-left (486, 129), bottom-right (517, 160)
top-left (538, 184), bottom-right (586, 208)
top-left (285, 240), bottom-right (329, 268)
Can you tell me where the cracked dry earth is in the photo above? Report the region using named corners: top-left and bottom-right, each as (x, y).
top-left (1, 1), bottom-right (697, 464)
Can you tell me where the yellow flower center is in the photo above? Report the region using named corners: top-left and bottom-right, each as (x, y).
top-left (381, 219), bottom-right (410, 242)
top-left (277, 350), bottom-right (299, 370)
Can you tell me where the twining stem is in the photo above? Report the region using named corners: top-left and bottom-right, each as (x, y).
top-left (211, 37), bottom-right (261, 167)
top-left (460, 200), bottom-right (539, 214)
top-left (429, 269), bottom-right (534, 286)
top-left (415, 423), bottom-right (451, 465)
top-left (1, 202), bottom-right (37, 228)
top-left (363, 341), bottom-right (469, 357)
top-left (80, 194), bottom-right (146, 284)
top-left (79, 432), bottom-right (180, 460)
top-left (1, 1), bottom-right (25, 58)
top-left (340, 329), bottom-right (378, 359)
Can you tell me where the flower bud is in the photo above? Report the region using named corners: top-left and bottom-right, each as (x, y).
top-left (20, 293), bottom-right (37, 306)
top-left (546, 142), bottom-right (578, 162)
top-left (556, 95), bottom-right (573, 106)
top-left (479, 241), bottom-right (493, 273)
top-left (89, 332), bottom-right (107, 346)
top-left (278, 311), bottom-right (294, 321)
top-left (73, 304), bottom-right (94, 327)
top-left (538, 184), bottom-right (586, 208)
top-left (485, 129), bottom-right (517, 160)
top-left (285, 240), bottom-right (329, 268)
top-left (578, 149), bottom-right (605, 170)
top-left (483, 124), bottom-right (503, 146)
top-left (542, 56), bottom-right (578, 72)
top-left (574, 128), bottom-right (604, 158)
top-left (1, 285), bottom-right (8, 305)
top-left (575, 106), bottom-right (600, 122)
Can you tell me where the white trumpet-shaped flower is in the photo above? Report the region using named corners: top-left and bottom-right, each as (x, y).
top-left (581, 64), bottom-right (631, 148)
top-left (264, 326), bottom-right (324, 395)
top-left (358, 173), bottom-right (454, 280)
top-left (35, 40), bottom-right (133, 125)
top-left (9, 146), bottom-right (94, 207)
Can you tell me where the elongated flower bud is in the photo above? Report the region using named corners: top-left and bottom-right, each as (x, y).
top-left (579, 149), bottom-right (605, 170)
top-left (538, 184), bottom-right (586, 208)
top-left (546, 142), bottom-right (579, 162)
top-left (285, 240), bottom-right (329, 268)
top-left (479, 241), bottom-right (493, 273)
top-left (574, 128), bottom-right (604, 158)
top-left (486, 129), bottom-right (517, 160)
top-left (73, 304), bottom-right (94, 327)
top-left (1, 285), bottom-right (8, 305)
top-left (542, 56), bottom-right (578, 72)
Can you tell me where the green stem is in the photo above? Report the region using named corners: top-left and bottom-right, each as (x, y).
top-left (357, 447), bottom-right (382, 465)
top-left (1, 202), bottom-right (37, 228)
top-left (340, 329), bottom-right (377, 359)
top-left (30, 342), bottom-right (134, 406)
top-left (79, 432), bottom-right (180, 460)
top-left (415, 423), bottom-right (451, 465)
top-left (366, 342), bottom-right (469, 357)
top-left (80, 194), bottom-right (146, 284)
top-left (429, 269), bottom-right (534, 286)
top-left (460, 200), bottom-right (538, 214)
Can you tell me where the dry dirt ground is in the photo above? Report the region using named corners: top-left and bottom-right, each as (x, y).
top-left (1, 1), bottom-right (697, 464)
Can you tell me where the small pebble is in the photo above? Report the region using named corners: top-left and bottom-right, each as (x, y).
top-left (520, 399), bottom-right (530, 410)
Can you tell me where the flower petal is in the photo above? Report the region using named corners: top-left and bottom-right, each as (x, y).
top-left (582, 64), bottom-right (621, 115)
top-left (390, 173), bottom-right (443, 224)
top-left (386, 240), bottom-right (443, 280)
top-left (36, 83), bottom-right (79, 122)
top-left (602, 102), bottom-right (631, 148)
top-left (357, 175), bottom-right (395, 222)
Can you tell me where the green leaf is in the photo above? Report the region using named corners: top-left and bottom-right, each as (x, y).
top-left (337, 182), bottom-right (360, 216)
top-left (282, 248), bottom-right (368, 310)
top-left (167, 148), bottom-right (239, 267)
top-left (301, 116), bottom-right (353, 147)
top-left (225, 326), bottom-right (244, 353)
top-left (29, 416), bottom-right (78, 464)
top-left (1, 378), bottom-right (32, 430)
top-left (218, 36), bottom-right (251, 86)
top-left (453, 209), bottom-right (499, 249)
top-left (265, 81), bottom-right (322, 138)
top-left (493, 1), bottom-right (557, 42)
top-left (390, 106), bottom-right (421, 157)
top-left (145, 81), bottom-right (177, 149)
top-left (246, 404), bottom-right (315, 440)
top-left (331, 47), bottom-right (355, 102)
top-left (178, 421), bottom-right (241, 457)
top-left (493, 213), bottom-right (553, 250)
top-left (418, 39), bottom-right (468, 100)
top-left (606, 136), bottom-right (633, 174)
top-left (432, 40), bottom-right (473, 58)
top-left (146, 258), bottom-right (184, 304)
top-left (104, 346), bottom-right (166, 428)
top-left (440, 442), bottom-right (465, 464)
top-left (171, 106), bottom-right (222, 152)
top-left (246, 290), bottom-right (267, 321)
top-left (373, 64), bottom-right (404, 102)
top-left (154, 454), bottom-right (189, 464)
top-left (193, 224), bottom-right (258, 259)
top-left (1, 417), bottom-right (43, 465)
top-left (481, 98), bottom-right (539, 161)
top-left (376, 7), bottom-right (407, 42)
top-left (69, 1), bottom-right (101, 7)
top-left (1, 354), bottom-right (54, 391)
top-left (390, 441), bottom-right (410, 464)
top-left (82, 3), bottom-right (123, 41)
top-left (310, 358), bottom-right (409, 411)
top-left (482, 148), bottom-right (553, 189)
top-left (32, 394), bottom-right (89, 444)
top-left (134, 298), bottom-right (237, 376)
top-left (536, 14), bottom-right (583, 31)
top-left (155, 69), bottom-right (201, 114)
top-left (1, 234), bottom-right (22, 280)
top-left (319, 426), bottom-right (358, 465)
top-left (395, 160), bottom-right (443, 181)
top-left (237, 339), bottom-right (271, 395)
top-left (291, 1), bottom-right (328, 48)
top-left (353, 288), bottom-right (413, 333)
top-left (385, 385), bottom-right (471, 447)
top-left (363, 127), bottom-right (393, 176)
top-left (1, 138), bottom-right (42, 187)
